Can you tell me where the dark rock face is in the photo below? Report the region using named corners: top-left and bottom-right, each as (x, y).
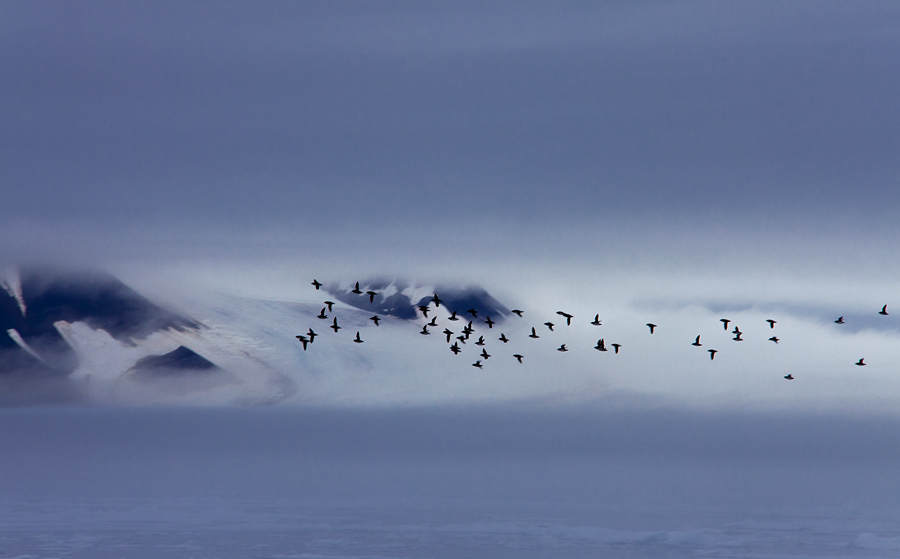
top-left (0, 267), bottom-right (200, 404)
top-left (131, 346), bottom-right (217, 376)
top-left (325, 280), bottom-right (510, 322)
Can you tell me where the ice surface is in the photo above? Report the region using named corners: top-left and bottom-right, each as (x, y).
top-left (2, 406), bottom-right (900, 558)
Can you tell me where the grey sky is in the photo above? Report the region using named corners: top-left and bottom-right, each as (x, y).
top-left (2, 0), bottom-right (899, 254)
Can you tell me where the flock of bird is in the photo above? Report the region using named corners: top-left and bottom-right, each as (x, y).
top-left (296, 280), bottom-right (891, 380)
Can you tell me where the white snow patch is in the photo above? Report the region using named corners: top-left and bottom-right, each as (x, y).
top-left (0, 265), bottom-right (26, 316)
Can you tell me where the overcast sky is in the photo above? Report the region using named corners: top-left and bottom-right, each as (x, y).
top-left (2, 1), bottom-right (899, 267)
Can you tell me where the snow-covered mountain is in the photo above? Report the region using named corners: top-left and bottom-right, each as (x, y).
top-left (0, 267), bottom-right (520, 406)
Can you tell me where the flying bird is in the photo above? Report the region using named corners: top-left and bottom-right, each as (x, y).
top-left (330, 317), bottom-right (341, 332)
top-left (544, 322), bottom-right (555, 331)
top-left (484, 316), bottom-right (494, 329)
top-left (591, 314), bottom-right (602, 326)
top-left (366, 291), bottom-right (377, 303)
top-left (370, 315), bottom-right (381, 326)
top-left (557, 344), bottom-right (568, 352)
top-left (835, 316), bottom-right (845, 324)
top-left (595, 339), bottom-right (607, 352)
top-left (513, 354), bottom-right (524, 363)
top-left (472, 360), bottom-right (483, 369)
top-left (444, 328), bottom-right (454, 343)
top-left (353, 332), bottom-right (363, 344)
top-left (733, 332), bottom-right (743, 341)
top-left (448, 311), bottom-right (459, 321)
top-left (856, 358), bottom-right (866, 366)
top-left (529, 327), bottom-right (540, 339)
top-left (307, 328), bottom-right (317, 343)
top-left (692, 335), bottom-right (702, 347)
top-left (511, 309), bottom-right (524, 317)
top-left (463, 321), bottom-right (474, 336)
top-left (431, 293), bottom-right (442, 307)
top-left (647, 323), bottom-right (657, 334)
top-left (611, 343), bottom-right (621, 354)
top-left (419, 305), bottom-right (431, 317)
top-left (879, 305), bottom-right (889, 316)
top-left (784, 374), bottom-right (794, 380)
top-left (324, 301), bottom-right (335, 312)
top-left (467, 308), bottom-right (478, 318)
top-left (769, 336), bottom-right (779, 344)
top-left (317, 308), bottom-right (328, 319)
top-left (456, 335), bottom-right (467, 344)
top-left (498, 333), bottom-right (509, 343)
top-left (708, 349), bottom-right (717, 360)
top-left (766, 319), bottom-right (777, 329)
top-left (428, 317), bottom-right (438, 327)
top-left (351, 282), bottom-right (362, 295)
top-left (480, 349), bottom-right (491, 360)
top-left (450, 343), bottom-right (461, 355)
top-left (475, 336), bottom-right (486, 346)
top-left (720, 319), bottom-right (731, 330)
top-left (311, 279), bottom-right (322, 290)
top-left (731, 326), bottom-right (741, 335)
top-left (420, 325), bottom-right (430, 335)
top-left (295, 335), bottom-right (308, 350)
top-left (556, 311), bottom-right (573, 326)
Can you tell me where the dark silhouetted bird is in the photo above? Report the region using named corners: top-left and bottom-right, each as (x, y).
top-left (784, 374), bottom-right (794, 380)
top-left (769, 336), bottom-right (779, 343)
top-left (720, 319), bottom-right (731, 330)
top-left (467, 308), bottom-right (478, 318)
top-left (856, 358), bottom-right (866, 366)
top-left (557, 344), bottom-right (568, 352)
top-left (647, 323), bottom-right (657, 334)
top-left (595, 339), bottom-right (607, 352)
top-left (472, 360), bottom-right (483, 369)
top-left (366, 291), bottom-right (377, 303)
top-left (419, 305), bottom-right (430, 317)
top-left (513, 354), bottom-right (524, 363)
top-left (330, 317), bottom-right (341, 332)
top-left (692, 335), bottom-right (702, 347)
top-left (324, 301), bottom-right (335, 312)
top-left (444, 328), bottom-right (454, 343)
top-left (732, 326), bottom-right (741, 335)
top-left (835, 316), bottom-right (845, 324)
top-left (307, 328), bottom-right (317, 343)
top-left (766, 319), bottom-right (777, 329)
top-left (544, 322), bottom-right (555, 331)
top-left (370, 315), bottom-right (381, 326)
top-left (708, 349), bottom-right (717, 360)
top-left (428, 317), bottom-right (438, 327)
top-left (353, 332), bottom-right (363, 343)
top-left (431, 293), bottom-right (442, 307)
top-left (879, 305), bottom-right (889, 316)
top-left (351, 282), bottom-right (362, 294)
top-left (463, 322), bottom-right (474, 336)
top-left (733, 332), bottom-right (743, 341)
top-left (295, 335), bottom-right (308, 350)
top-left (511, 309), bottom-right (524, 317)
top-left (498, 333), bottom-right (509, 343)
top-left (591, 314), bottom-right (601, 326)
top-left (311, 279), bottom-right (322, 290)
top-left (456, 335), bottom-right (467, 344)
top-left (484, 316), bottom-right (494, 328)
top-left (611, 343), bottom-right (621, 354)
top-left (557, 311), bottom-right (573, 326)
top-left (420, 325), bottom-right (430, 335)
top-left (450, 343), bottom-right (461, 355)
top-left (481, 349), bottom-right (491, 360)
top-left (448, 311), bottom-right (459, 321)
top-left (475, 336), bottom-right (486, 346)
top-left (529, 327), bottom-right (540, 339)
top-left (317, 308), bottom-right (328, 319)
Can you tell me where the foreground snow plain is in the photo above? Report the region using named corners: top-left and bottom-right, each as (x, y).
top-left (3, 406), bottom-right (900, 558)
